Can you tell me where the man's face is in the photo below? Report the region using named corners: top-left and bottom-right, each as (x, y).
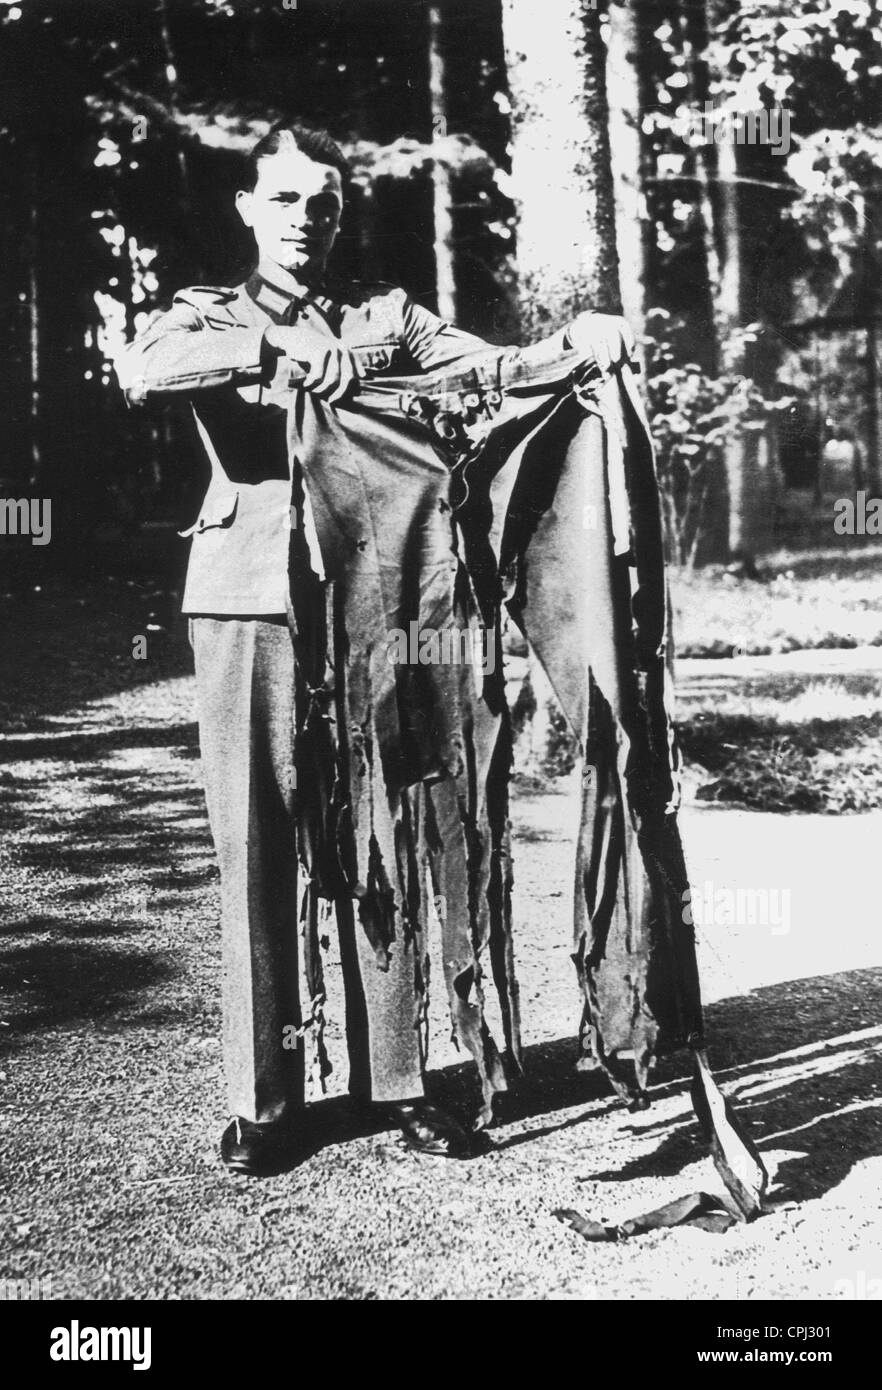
top-left (236, 147), bottom-right (343, 280)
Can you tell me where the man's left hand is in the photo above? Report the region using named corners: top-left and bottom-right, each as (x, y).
top-left (565, 312), bottom-right (637, 375)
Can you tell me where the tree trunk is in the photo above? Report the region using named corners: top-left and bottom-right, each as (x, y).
top-left (677, 1), bottom-right (721, 372)
top-left (674, 0), bottom-right (731, 564)
top-left (699, 0), bottom-right (764, 564)
top-left (500, 0), bottom-right (621, 339)
top-left (351, 45), bottom-right (384, 283)
top-left (428, 4), bottom-right (457, 323)
top-left (28, 159), bottom-right (41, 490)
top-left (159, 0), bottom-right (191, 207)
top-left (861, 190), bottom-right (882, 492)
top-left (865, 322), bottom-right (882, 494)
top-left (714, 119), bottom-right (754, 559)
top-left (715, 122), bottom-right (741, 355)
top-left (606, 0), bottom-right (651, 344)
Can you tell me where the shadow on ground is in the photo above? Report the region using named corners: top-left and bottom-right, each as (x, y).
top-left (239, 966), bottom-right (882, 1209)
top-left (0, 725), bottom-right (199, 764)
top-left (0, 935), bottom-right (175, 1034)
top-left (0, 576), bottom-right (192, 733)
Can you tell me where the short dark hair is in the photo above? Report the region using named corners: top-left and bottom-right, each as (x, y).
top-left (242, 123), bottom-right (351, 192)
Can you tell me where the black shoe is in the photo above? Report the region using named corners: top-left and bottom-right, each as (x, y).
top-left (383, 1101), bottom-right (472, 1158)
top-left (220, 1116), bottom-right (303, 1177)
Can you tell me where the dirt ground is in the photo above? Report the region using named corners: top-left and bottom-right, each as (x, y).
top-left (1, 651), bottom-right (881, 1300)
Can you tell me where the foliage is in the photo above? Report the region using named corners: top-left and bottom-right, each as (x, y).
top-left (645, 311), bottom-right (795, 567)
top-left (540, 704), bottom-right (578, 779)
top-left (679, 692), bottom-right (882, 814)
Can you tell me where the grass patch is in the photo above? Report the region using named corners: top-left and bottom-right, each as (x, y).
top-left (671, 543), bottom-right (882, 658)
top-left (678, 672), bottom-right (882, 813)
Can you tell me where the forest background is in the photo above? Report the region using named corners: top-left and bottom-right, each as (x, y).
top-left (2, 0), bottom-right (882, 808)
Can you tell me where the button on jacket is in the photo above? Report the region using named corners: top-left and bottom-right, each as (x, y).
top-left (114, 258), bottom-right (498, 615)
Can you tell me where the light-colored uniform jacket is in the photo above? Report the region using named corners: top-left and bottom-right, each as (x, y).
top-left (115, 258), bottom-right (505, 614)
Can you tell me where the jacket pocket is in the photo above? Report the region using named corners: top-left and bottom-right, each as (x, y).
top-left (178, 491), bottom-right (239, 538)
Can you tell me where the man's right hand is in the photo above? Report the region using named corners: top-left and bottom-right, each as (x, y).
top-left (264, 324), bottom-right (360, 404)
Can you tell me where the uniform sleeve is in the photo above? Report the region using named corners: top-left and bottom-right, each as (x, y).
top-left (114, 292), bottom-right (269, 405)
top-left (400, 291), bottom-right (579, 385)
top-left (498, 327), bottom-right (575, 382)
top-left (400, 294), bottom-right (496, 371)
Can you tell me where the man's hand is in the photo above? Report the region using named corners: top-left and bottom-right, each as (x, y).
top-left (565, 312), bottom-right (637, 375)
top-left (264, 324), bottom-right (360, 403)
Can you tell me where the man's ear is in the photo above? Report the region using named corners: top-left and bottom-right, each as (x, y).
top-left (235, 190), bottom-right (254, 228)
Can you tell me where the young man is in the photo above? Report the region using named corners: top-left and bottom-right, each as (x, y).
top-left (116, 123), bottom-right (634, 1175)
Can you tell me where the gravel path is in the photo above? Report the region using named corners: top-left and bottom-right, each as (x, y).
top-left (1, 663), bottom-right (881, 1301)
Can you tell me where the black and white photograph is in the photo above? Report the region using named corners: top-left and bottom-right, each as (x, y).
top-left (0, 0), bottom-right (880, 1335)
